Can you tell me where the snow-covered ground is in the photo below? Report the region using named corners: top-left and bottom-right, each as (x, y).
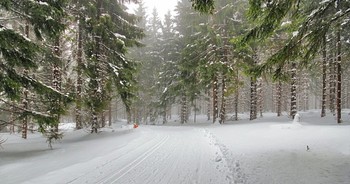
top-left (1, 110), bottom-right (350, 184)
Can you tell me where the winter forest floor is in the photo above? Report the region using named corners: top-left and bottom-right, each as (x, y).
top-left (1, 110), bottom-right (350, 184)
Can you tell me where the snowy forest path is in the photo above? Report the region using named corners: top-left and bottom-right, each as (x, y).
top-left (107, 126), bottom-right (234, 184)
top-left (1, 126), bottom-right (242, 184)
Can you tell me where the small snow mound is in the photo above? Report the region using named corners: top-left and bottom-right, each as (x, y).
top-left (121, 124), bottom-right (134, 130)
top-left (293, 113), bottom-right (301, 123)
top-left (212, 120), bottom-right (221, 126)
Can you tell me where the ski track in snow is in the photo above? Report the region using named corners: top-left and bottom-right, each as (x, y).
top-left (204, 128), bottom-right (247, 184)
top-left (100, 135), bottom-right (169, 183)
top-left (110, 127), bottom-right (231, 184)
top-left (64, 132), bottom-right (169, 184)
top-left (16, 126), bottom-right (233, 184)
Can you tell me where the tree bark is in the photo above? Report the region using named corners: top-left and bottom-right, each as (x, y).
top-left (321, 35), bottom-right (327, 117)
top-left (212, 75), bottom-right (218, 123)
top-left (276, 81), bottom-right (282, 117)
top-left (22, 23), bottom-right (30, 139)
top-left (207, 89), bottom-right (211, 121)
top-left (290, 62), bottom-right (297, 119)
top-left (53, 36), bottom-right (62, 133)
top-left (219, 75), bottom-right (226, 124)
top-left (91, 0), bottom-right (103, 133)
top-left (180, 94), bottom-right (187, 124)
top-left (336, 9), bottom-right (342, 123)
top-left (75, 16), bottom-right (83, 129)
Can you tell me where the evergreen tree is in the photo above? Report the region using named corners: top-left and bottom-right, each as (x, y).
top-left (71, 0), bottom-right (143, 131)
top-left (0, 0), bottom-right (71, 140)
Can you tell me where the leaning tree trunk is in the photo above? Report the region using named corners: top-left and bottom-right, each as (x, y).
top-left (321, 35), bottom-right (327, 117)
top-left (290, 61), bottom-right (297, 119)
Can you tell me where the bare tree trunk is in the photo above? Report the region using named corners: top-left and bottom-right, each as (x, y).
top-left (53, 36), bottom-right (62, 133)
top-left (234, 89), bottom-right (239, 121)
top-left (257, 78), bottom-right (263, 117)
top-left (108, 102), bottom-right (112, 126)
top-left (290, 62), bottom-right (297, 119)
top-left (321, 35), bottom-right (327, 117)
top-left (207, 90), bottom-right (211, 121)
top-left (163, 104), bottom-right (167, 124)
top-left (91, 0), bottom-right (102, 133)
top-left (276, 81), bottom-right (282, 117)
top-left (180, 94), bottom-right (187, 124)
top-left (234, 68), bottom-right (239, 121)
top-left (22, 70), bottom-right (29, 139)
top-left (212, 75), bottom-right (218, 123)
top-left (9, 107), bottom-right (15, 134)
top-left (336, 9), bottom-right (342, 123)
top-left (22, 23), bottom-right (30, 139)
top-left (75, 16), bottom-right (83, 129)
top-left (250, 76), bottom-right (257, 120)
top-left (219, 75), bottom-right (226, 124)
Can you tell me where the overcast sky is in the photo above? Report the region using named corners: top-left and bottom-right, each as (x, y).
top-left (127, 0), bottom-right (179, 20)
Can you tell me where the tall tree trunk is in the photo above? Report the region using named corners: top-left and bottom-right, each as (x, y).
top-left (250, 52), bottom-right (258, 120)
top-left (180, 94), bottom-right (187, 124)
top-left (163, 103), bottom-right (167, 124)
top-left (212, 75), bottom-right (218, 123)
top-left (9, 107), bottom-right (15, 134)
top-left (219, 75), bottom-right (226, 124)
top-left (276, 81), bottom-right (282, 117)
top-left (329, 51), bottom-right (336, 114)
top-left (22, 23), bottom-right (30, 139)
top-left (234, 68), bottom-right (239, 121)
top-left (250, 75), bottom-right (257, 120)
top-left (91, 0), bottom-right (102, 133)
top-left (336, 7), bottom-right (342, 124)
top-left (53, 36), bottom-right (61, 133)
top-left (193, 98), bottom-right (197, 123)
top-left (290, 62), bottom-right (297, 119)
top-left (108, 102), bottom-right (112, 126)
top-left (75, 16), bottom-right (83, 129)
top-left (234, 89), bottom-right (239, 121)
top-left (257, 78), bottom-right (263, 117)
top-left (22, 70), bottom-right (29, 139)
top-left (321, 35), bottom-right (327, 117)
top-left (207, 89), bottom-right (211, 121)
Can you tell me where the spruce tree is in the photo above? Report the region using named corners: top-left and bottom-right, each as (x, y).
top-left (0, 0), bottom-right (71, 139)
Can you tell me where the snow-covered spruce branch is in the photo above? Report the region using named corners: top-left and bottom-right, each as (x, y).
top-left (0, 97), bottom-right (53, 118)
top-left (0, 16), bottom-right (20, 21)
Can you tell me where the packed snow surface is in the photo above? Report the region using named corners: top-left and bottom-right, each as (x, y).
top-left (1, 110), bottom-right (350, 184)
